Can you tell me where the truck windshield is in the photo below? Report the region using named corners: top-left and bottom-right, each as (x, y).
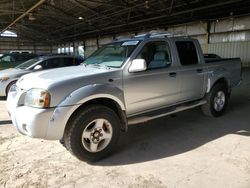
top-left (84, 41), bottom-right (140, 68)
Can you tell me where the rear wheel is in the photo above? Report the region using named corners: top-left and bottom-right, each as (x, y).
top-left (64, 105), bottom-right (121, 162)
top-left (201, 83), bottom-right (229, 117)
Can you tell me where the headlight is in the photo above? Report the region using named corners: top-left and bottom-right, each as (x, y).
top-left (25, 89), bottom-right (51, 108)
top-left (0, 77), bottom-right (10, 82)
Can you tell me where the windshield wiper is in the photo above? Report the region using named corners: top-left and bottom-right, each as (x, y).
top-left (92, 63), bottom-right (110, 69)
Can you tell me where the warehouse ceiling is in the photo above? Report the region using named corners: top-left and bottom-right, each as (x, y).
top-left (1, 0), bottom-right (250, 44)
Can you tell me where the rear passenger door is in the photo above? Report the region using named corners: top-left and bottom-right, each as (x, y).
top-left (176, 40), bottom-right (205, 102)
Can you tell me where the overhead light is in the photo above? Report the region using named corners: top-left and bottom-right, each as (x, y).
top-left (50, 0), bottom-right (55, 5)
top-left (78, 16), bottom-right (83, 20)
top-left (145, 1), bottom-right (149, 9)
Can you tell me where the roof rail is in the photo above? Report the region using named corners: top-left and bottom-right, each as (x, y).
top-left (133, 30), bottom-right (189, 39)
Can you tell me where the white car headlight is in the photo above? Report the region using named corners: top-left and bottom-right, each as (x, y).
top-left (25, 89), bottom-right (51, 108)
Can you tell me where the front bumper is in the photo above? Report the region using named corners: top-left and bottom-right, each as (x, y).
top-left (9, 106), bottom-right (55, 138)
top-left (7, 86), bottom-right (81, 140)
top-left (0, 81), bottom-right (8, 96)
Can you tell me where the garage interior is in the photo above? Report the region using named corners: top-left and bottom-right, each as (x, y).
top-left (0, 0), bottom-right (250, 65)
top-left (0, 0), bottom-right (250, 187)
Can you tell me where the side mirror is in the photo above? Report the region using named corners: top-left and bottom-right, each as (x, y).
top-left (33, 65), bottom-right (43, 71)
top-left (128, 59), bottom-right (147, 73)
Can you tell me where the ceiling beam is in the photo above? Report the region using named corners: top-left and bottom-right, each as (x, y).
top-left (69, 0), bottom-right (124, 24)
top-left (0, 0), bottom-right (46, 34)
top-left (56, 0), bottom-right (245, 41)
top-left (78, 0), bottom-right (124, 7)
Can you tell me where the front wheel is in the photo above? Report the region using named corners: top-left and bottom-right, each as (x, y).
top-left (201, 83), bottom-right (229, 117)
top-left (64, 105), bottom-right (121, 162)
top-left (6, 81), bottom-right (16, 96)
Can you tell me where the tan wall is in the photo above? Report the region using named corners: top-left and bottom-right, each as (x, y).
top-left (0, 37), bottom-right (53, 54)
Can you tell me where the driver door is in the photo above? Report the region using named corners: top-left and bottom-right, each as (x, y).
top-left (123, 41), bottom-right (181, 116)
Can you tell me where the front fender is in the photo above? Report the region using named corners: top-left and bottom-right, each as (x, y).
top-left (46, 84), bottom-right (126, 139)
top-left (58, 83), bottom-right (125, 110)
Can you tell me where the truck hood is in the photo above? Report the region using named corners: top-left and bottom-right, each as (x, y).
top-left (17, 65), bottom-right (119, 91)
top-left (0, 68), bottom-right (30, 78)
top-left (16, 65), bottom-right (123, 106)
top-left (17, 65), bottom-right (114, 90)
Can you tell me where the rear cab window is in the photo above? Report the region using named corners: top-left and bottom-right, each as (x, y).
top-left (175, 41), bottom-right (199, 66)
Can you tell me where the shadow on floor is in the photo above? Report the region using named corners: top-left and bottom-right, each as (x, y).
top-left (0, 120), bottom-right (12, 125)
top-left (0, 96), bottom-right (6, 101)
top-left (92, 69), bottom-right (250, 166)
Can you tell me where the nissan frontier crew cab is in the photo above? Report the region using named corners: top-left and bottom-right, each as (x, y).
top-left (7, 32), bottom-right (242, 162)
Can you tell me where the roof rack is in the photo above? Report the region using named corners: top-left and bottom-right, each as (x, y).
top-left (133, 30), bottom-right (189, 39)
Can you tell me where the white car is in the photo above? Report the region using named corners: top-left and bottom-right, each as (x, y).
top-left (0, 55), bottom-right (83, 97)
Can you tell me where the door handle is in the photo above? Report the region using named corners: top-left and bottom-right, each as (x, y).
top-left (196, 68), bottom-right (203, 73)
top-left (169, 72), bottom-right (177, 77)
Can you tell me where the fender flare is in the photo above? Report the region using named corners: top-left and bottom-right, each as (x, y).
top-left (58, 83), bottom-right (126, 110)
top-left (206, 70), bottom-right (231, 93)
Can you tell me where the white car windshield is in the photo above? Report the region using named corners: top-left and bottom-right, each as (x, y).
top-left (84, 41), bottom-right (140, 68)
top-left (15, 57), bottom-right (41, 70)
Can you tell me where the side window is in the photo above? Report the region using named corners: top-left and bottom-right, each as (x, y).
top-left (75, 58), bottom-right (83, 65)
top-left (176, 41), bottom-right (198, 65)
top-left (0, 55), bottom-right (14, 62)
top-left (136, 41), bottom-right (172, 69)
top-left (40, 58), bottom-right (59, 69)
top-left (60, 57), bottom-right (74, 67)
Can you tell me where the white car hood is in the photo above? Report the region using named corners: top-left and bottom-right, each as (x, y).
top-left (0, 68), bottom-right (30, 78)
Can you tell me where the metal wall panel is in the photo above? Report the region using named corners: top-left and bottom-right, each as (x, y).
top-left (210, 15), bottom-right (250, 33)
top-left (99, 36), bottom-right (113, 46)
top-left (0, 37), bottom-right (52, 54)
top-left (85, 38), bottom-right (97, 57)
top-left (210, 31), bottom-right (250, 43)
top-left (201, 41), bottom-right (250, 66)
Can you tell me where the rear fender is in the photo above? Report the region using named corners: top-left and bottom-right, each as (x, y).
top-left (206, 69), bottom-right (230, 93)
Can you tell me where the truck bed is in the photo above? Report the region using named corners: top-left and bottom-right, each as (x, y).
top-left (205, 57), bottom-right (242, 89)
top-left (205, 57), bottom-right (240, 63)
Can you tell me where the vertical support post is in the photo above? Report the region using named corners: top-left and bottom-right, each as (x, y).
top-left (97, 36), bottom-right (100, 49)
top-left (33, 42), bottom-right (37, 54)
top-left (72, 41), bottom-right (75, 56)
top-left (205, 21), bottom-right (211, 53)
top-left (83, 40), bottom-right (86, 58)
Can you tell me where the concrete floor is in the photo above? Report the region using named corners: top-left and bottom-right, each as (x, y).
top-left (0, 69), bottom-right (250, 188)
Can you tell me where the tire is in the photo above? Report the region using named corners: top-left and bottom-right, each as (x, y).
top-left (201, 83), bottom-right (229, 117)
top-left (64, 105), bottom-right (121, 162)
top-left (6, 81), bottom-right (16, 96)
top-left (59, 139), bottom-right (67, 148)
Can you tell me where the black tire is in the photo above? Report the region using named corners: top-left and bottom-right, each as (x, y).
top-left (201, 83), bottom-right (229, 117)
top-left (6, 81), bottom-right (16, 96)
top-left (64, 105), bottom-right (121, 162)
top-left (59, 139), bottom-right (67, 148)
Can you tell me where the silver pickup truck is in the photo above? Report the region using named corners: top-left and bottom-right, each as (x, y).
top-left (7, 33), bottom-right (242, 161)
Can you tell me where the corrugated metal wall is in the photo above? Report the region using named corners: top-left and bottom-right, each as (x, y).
top-left (201, 41), bottom-right (250, 66)
top-left (54, 14), bottom-right (250, 67)
top-left (0, 37), bottom-right (53, 54)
